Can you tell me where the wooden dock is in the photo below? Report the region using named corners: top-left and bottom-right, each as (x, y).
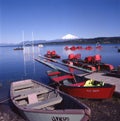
top-left (82, 72), bottom-right (120, 94)
top-left (35, 58), bottom-right (120, 96)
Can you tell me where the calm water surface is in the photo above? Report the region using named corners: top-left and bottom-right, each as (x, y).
top-left (0, 44), bottom-right (120, 98)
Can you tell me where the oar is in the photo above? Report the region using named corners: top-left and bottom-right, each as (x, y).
top-left (39, 55), bottom-right (93, 73)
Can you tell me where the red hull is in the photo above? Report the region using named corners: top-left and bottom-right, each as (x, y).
top-left (47, 69), bottom-right (115, 99)
top-left (44, 54), bottom-right (60, 59)
top-left (60, 85), bottom-right (115, 99)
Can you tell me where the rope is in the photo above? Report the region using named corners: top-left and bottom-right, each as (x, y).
top-left (0, 98), bottom-right (10, 103)
top-left (0, 95), bottom-right (21, 104)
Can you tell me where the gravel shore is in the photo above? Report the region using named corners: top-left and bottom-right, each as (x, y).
top-left (80, 95), bottom-right (120, 121)
top-left (0, 95), bottom-right (120, 121)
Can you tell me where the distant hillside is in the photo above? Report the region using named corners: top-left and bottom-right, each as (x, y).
top-left (0, 37), bottom-right (120, 47)
top-left (45, 37), bottom-right (120, 45)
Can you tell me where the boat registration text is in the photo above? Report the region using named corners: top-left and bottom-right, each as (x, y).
top-left (51, 116), bottom-right (69, 121)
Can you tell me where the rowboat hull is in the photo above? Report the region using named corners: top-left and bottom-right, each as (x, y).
top-left (10, 79), bottom-right (91, 121)
top-left (21, 110), bottom-right (88, 121)
top-left (14, 47), bottom-right (23, 50)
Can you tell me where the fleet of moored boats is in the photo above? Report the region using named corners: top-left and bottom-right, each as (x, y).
top-left (1, 45), bottom-right (120, 121)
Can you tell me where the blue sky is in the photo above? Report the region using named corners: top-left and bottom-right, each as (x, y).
top-left (1, 0), bottom-right (120, 43)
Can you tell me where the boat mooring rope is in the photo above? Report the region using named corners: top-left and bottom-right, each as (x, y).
top-left (0, 95), bottom-right (20, 104)
top-left (0, 98), bottom-right (10, 103)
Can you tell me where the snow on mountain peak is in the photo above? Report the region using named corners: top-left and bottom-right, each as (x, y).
top-left (62, 34), bottom-right (78, 39)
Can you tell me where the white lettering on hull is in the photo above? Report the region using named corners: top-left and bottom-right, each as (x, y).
top-left (86, 89), bottom-right (100, 92)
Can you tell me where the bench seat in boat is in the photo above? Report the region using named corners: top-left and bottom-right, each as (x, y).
top-left (27, 95), bottom-right (62, 109)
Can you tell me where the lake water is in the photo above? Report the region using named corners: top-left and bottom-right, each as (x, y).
top-left (0, 44), bottom-right (120, 98)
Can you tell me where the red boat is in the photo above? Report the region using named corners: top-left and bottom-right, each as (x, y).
top-left (64, 46), bottom-right (83, 51)
top-left (85, 46), bottom-right (93, 50)
top-left (96, 45), bottom-right (102, 50)
top-left (70, 46), bottom-right (76, 51)
top-left (44, 50), bottom-right (60, 59)
top-left (64, 46), bottom-right (70, 50)
top-left (76, 46), bottom-right (83, 50)
top-left (62, 54), bottom-right (114, 71)
top-left (105, 65), bottom-right (120, 78)
top-left (47, 69), bottom-right (115, 99)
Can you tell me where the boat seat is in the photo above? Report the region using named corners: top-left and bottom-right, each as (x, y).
top-left (28, 93), bottom-right (38, 104)
top-left (18, 100), bottom-right (28, 106)
top-left (52, 74), bottom-right (74, 83)
top-left (27, 95), bottom-right (62, 109)
top-left (12, 79), bottom-right (33, 87)
top-left (14, 83), bottom-right (34, 91)
top-left (48, 71), bottom-right (61, 76)
top-left (14, 87), bottom-right (49, 100)
top-left (63, 80), bottom-right (72, 85)
top-left (14, 86), bottom-right (49, 96)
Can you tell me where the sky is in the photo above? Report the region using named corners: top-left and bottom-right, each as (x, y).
top-left (0, 0), bottom-right (120, 43)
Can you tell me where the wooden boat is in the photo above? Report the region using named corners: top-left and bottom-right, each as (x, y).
top-left (44, 50), bottom-right (60, 59)
top-left (62, 54), bottom-right (114, 71)
top-left (14, 47), bottom-right (23, 50)
top-left (47, 69), bottom-right (115, 99)
top-left (10, 79), bottom-right (91, 121)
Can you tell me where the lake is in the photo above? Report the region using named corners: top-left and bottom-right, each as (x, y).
top-left (0, 44), bottom-right (120, 98)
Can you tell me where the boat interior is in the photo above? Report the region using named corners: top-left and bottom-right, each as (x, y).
top-left (12, 80), bottom-right (63, 110)
top-left (48, 70), bottom-right (114, 88)
top-left (12, 80), bottom-right (85, 110)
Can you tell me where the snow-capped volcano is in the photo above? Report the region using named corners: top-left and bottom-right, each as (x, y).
top-left (62, 34), bottom-right (79, 39)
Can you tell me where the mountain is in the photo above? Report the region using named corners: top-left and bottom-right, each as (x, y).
top-left (62, 34), bottom-right (79, 40)
top-left (45, 36), bottom-right (120, 45)
top-left (0, 36), bottom-right (120, 47)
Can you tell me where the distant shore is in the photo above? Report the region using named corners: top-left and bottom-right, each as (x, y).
top-left (0, 36), bottom-right (120, 47)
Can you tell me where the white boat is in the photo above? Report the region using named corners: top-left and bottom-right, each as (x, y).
top-left (10, 79), bottom-right (91, 121)
top-left (38, 44), bottom-right (44, 48)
